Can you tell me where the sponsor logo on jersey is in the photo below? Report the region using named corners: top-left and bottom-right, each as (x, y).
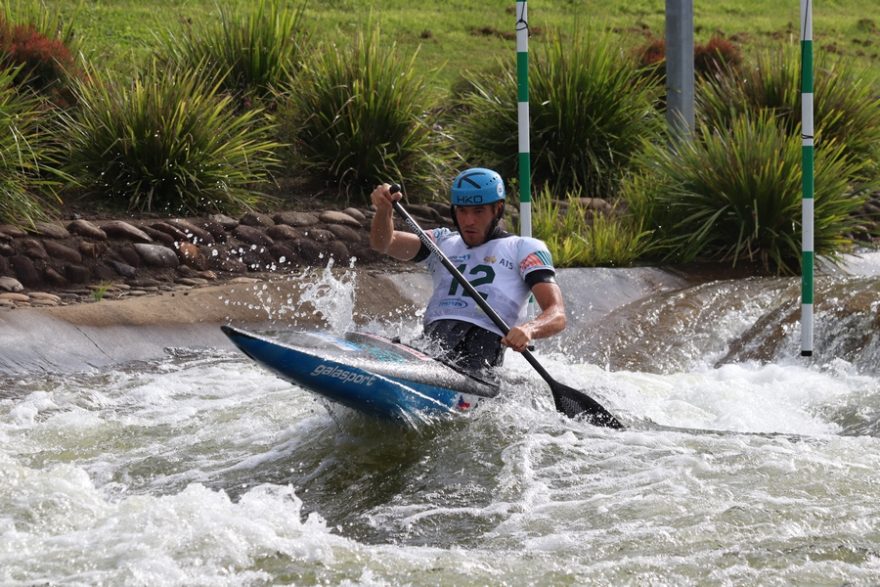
top-left (439, 298), bottom-right (468, 309)
top-left (310, 364), bottom-right (376, 386)
top-left (483, 256), bottom-right (496, 264)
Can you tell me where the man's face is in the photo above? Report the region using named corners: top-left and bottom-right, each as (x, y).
top-left (455, 203), bottom-right (500, 246)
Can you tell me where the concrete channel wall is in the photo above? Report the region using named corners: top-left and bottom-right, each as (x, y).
top-left (0, 268), bottom-right (688, 376)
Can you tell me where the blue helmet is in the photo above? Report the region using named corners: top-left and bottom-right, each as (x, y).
top-left (450, 168), bottom-right (505, 206)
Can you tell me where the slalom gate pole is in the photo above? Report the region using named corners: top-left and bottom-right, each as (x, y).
top-left (516, 0), bottom-right (531, 238)
top-left (801, 0), bottom-right (815, 357)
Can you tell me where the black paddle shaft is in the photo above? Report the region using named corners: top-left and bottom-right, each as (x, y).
top-left (387, 184), bottom-right (623, 428)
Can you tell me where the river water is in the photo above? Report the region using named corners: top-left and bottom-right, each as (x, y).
top-left (2, 254), bottom-right (880, 586)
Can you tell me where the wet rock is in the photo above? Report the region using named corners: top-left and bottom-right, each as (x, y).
top-left (268, 242), bottom-right (297, 264)
top-left (207, 255), bottom-right (247, 273)
top-left (140, 226), bottom-right (176, 247)
top-left (29, 292), bottom-right (61, 306)
top-left (292, 238), bottom-right (323, 264)
top-left (302, 228), bottom-right (335, 243)
top-left (134, 243), bottom-right (180, 268)
top-left (239, 247), bottom-right (273, 270)
top-left (343, 207), bottom-right (367, 222)
top-left (0, 256), bottom-right (8, 275)
top-left (166, 219), bottom-right (214, 245)
top-left (326, 241), bottom-right (350, 260)
top-left (407, 204), bottom-right (442, 222)
top-left (266, 224), bottom-right (302, 241)
top-left (10, 255), bottom-right (41, 287)
top-left (0, 243), bottom-right (13, 256)
top-left (0, 292), bottom-right (29, 303)
top-left (194, 270), bottom-right (217, 281)
top-left (239, 212), bottom-right (274, 227)
top-left (67, 219), bottom-right (107, 240)
top-left (20, 238), bottom-right (48, 260)
top-left (43, 240), bottom-right (82, 264)
top-left (209, 213), bottom-right (239, 230)
top-left (0, 276), bottom-right (23, 292)
top-left (0, 231), bottom-right (11, 242)
top-left (0, 224), bottom-right (27, 237)
top-left (199, 220), bottom-right (228, 243)
top-left (111, 244), bottom-right (143, 268)
top-left (107, 260), bottom-right (138, 278)
top-left (64, 264), bottom-right (91, 284)
top-left (325, 223), bottom-right (360, 242)
top-left (93, 264), bottom-right (117, 282)
top-left (129, 278), bottom-right (164, 288)
top-left (427, 202), bottom-right (449, 216)
top-left (177, 277), bottom-right (209, 287)
top-left (319, 210), bottom-right (361, 227)
top-left (177, 242), bottom-right (207, 270)
top-left (31, 222), bottom-right (71, 239)
top-left (43, 267), bottom-right (67, 287)
top-left (274, 211), bottom-right (318, 227)
top-left (233, 225), bottom-right (274, 247)
top-left (150, 222), bottom-right (188, 242)
top-left (101, 220), bottom-right (153, 243)
top-left (79, 241), bottom-right (107, 259)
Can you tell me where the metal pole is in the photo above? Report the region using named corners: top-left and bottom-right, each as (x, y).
top-left (665, 0), bottom-right (694, 137)
top-left (516, 0), bottom-right (531, 237)
top-left (801, 0), bottom-right (815, 357)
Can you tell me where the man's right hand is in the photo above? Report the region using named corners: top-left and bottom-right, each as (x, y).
top-left (370, 183), bottom-right (401, 212)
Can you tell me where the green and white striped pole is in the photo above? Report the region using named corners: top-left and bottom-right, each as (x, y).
top-left (516, 0), bottom-right (531, 238)
top-left (800, 0), bottom-right (814, 357)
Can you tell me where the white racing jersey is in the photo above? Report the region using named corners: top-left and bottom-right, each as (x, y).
top-left (421, 228), bottom-right (555, 337)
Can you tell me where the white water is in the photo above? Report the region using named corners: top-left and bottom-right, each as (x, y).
top-left (2, 261), bottom-right (880, 585)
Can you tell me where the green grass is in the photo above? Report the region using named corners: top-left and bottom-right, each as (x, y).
top-left (42, 0), bottom-right (880, 95)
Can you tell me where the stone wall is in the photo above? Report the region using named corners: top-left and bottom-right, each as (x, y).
top-left (0, 202), bottom-right (452, 309)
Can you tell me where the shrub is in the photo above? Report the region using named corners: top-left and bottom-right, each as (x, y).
top-left (276, 26), bottom-right (447, 201)
top-left (635, 35), bottom-right (742, 79)
top-left (60, 64), bottom-right (282, 214)
top-left (0, 65), bottom-right (63, 226)
top-left (526, 187), bottom-right (654, 267)
top-left (158, 0), bottom-right (308, 102)
top-left (699, 47), bottom-right (880, 180)
top-left (623, 112), bottom-right (871, 273)
top-left (0, 1), bottom-right (80, 106)
top-left (455, 30), bottom-right (663, 198)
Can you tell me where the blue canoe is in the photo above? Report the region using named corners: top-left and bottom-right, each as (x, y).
top-left (221, 325), bottom-right (499, 424)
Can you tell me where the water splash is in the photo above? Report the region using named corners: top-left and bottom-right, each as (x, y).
top-left (217, 258), bottom-right (360, 332)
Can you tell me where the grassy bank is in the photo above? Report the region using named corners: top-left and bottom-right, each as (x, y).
top-left (45, 0), bottom-right (880, 93)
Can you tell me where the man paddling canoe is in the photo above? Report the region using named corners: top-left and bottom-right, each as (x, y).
top-left (369, 168), bottom-right (566, 371)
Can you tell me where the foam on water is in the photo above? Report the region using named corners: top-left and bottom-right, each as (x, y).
top-left (3, 266), bottom-right (880, 584)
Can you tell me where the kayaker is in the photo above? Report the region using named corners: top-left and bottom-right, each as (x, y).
top-left (369, 167), bottom-right (566, 371)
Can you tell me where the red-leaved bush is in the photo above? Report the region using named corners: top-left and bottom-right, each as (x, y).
top-left (0, 19), bottom-right (78, 105)
top-left (635, 35), bottom-right (742, 79)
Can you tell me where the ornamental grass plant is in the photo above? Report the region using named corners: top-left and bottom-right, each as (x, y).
top-left (528, 187), bottom-right (654, 268)
top-left (454, 30), bottom-right (663, 198)
top-left (157, 0), bottom-right (308, 102)
top-left (60, 63), bottom-right (282, 214)
top-left (699, 48), bottom-right (880, 180)
top-left (276, 26), bottom-right (447, 201)
top-left (623, 112), bottom-right (871, 273)
top-left (0, 65), bottom-right (64, 226)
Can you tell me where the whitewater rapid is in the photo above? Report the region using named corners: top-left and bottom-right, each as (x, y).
top-left (2, 255), bottom-right (880, 585)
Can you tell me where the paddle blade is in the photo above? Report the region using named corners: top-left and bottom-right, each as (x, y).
top-left (551, 381), bottom-right (624, 429)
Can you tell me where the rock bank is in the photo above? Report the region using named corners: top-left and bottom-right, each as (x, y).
top-left (0, 202), bottom-right (454, 310)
